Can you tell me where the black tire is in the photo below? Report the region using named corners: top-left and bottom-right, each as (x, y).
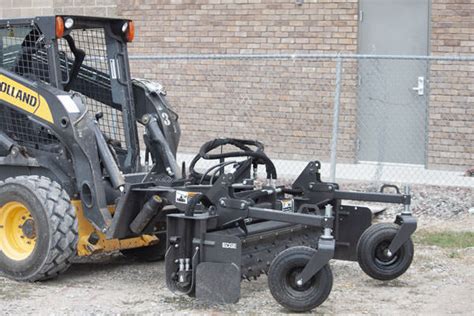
top-left (268, 246), bottom-right (333, 312)
top-left (121, 232), bottom-right (167, 262)
top-left (357, 223), bottom-right (414, 281)
top-left (0, 176), bottom-right (78, 281)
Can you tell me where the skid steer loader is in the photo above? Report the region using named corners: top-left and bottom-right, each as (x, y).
top-left (0, 16), bottom-right (417, 312)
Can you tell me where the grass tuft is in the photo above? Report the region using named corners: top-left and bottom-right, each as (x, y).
top-left (415, 231), bottom-right (474, 249)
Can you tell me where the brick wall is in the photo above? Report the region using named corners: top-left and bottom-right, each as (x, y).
top-left (0, 0), bottom-right (117, 19)
top-left (53, 0), bottom-right (117, 16)
top-left (122, 0), bottom-right (358, 55)
top-left (0, 0), bottom-right (53, 18)
top-left (1, 0), bottom-right (472, 171)
top-left (429, 0), bottom-right (474, 170)
top-left (121, 0), bottom-right (359, 161)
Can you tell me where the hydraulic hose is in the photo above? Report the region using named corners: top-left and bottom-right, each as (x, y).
top-left (190, 138), bottom-right (277, 180)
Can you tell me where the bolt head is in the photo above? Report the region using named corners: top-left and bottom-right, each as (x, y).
top-left (296, 279), bottom-right (303, 286)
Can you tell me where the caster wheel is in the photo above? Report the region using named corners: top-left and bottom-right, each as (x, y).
top-left (268, 246), bottom-right (333, 312)
top-left (357, 223), bottom-right (414, 281)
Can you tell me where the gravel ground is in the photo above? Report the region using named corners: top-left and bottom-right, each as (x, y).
top-left (0, 186), bottom-right (473, 315)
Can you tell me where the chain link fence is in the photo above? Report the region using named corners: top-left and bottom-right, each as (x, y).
top-left (129, 54), bottom-right (474, 190)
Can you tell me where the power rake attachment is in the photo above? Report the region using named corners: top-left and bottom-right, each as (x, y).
top-left (161, 138), bottom-right (417, 312)
top-left (0, 15), bottom-right (416, 313)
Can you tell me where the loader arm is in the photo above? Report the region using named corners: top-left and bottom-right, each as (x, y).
top-left (0, 68), bottom-right (119, 231)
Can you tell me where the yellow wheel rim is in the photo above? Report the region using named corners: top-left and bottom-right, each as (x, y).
top-left (0, 201), bottom-right (37, 260)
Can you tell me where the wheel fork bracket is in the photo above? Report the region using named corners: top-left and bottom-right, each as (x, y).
top-left (296, 238), bottom-right (335, 285)
top-left (387, 215), bottom-right (417, 256)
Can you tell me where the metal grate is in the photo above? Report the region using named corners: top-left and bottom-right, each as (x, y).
top-left (0, 107), bottom-right (60, 152)
top-left (0, 24), bottom-right (59, 152)
top-left (58, 28), bottom-right (126, 147)
top-left (0, 24), bottom-right (50, 83)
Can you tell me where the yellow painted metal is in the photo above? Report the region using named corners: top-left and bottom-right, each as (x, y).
top-left (0, 74), bottom-right (54, 123)
top-left (0, 201), bottom-right (36, 261)
top-left (72, 201), bottom-right (158, 256)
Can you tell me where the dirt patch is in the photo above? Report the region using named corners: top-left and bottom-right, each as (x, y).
top-left (1, 215), bottom-right (473, 314)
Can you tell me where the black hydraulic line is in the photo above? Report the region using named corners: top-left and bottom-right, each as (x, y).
top-left (185, 193), bottom-right (209, 217)
top-left (190, 138), bottom-right (277, 180)
top-left (198, 138), bottom-right (264, 157)
top-left (238, 189), bottom-right (274, 201)
top-left (209, 161), bottom-right (242, 184)
top-left (199, 160), bottom-right (237, 184)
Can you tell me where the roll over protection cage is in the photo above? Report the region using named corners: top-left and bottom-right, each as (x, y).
top-left (0, 16), bottom-right (140, 231)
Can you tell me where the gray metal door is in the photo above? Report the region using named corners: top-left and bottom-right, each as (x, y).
top-left (357, 0), bottom-right (430, 165)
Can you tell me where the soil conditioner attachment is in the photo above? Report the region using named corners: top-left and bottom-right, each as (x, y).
top-left (0, 16), bottom-right (417, 312)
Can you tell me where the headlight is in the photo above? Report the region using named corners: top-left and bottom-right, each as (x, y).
top-left (64, 18), bottom-right (74, 29)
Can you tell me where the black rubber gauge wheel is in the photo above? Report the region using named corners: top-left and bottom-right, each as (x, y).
top-left (357, 223), bottom-right (414, 281)
top-left (268, 246), bottom-right (333, 312)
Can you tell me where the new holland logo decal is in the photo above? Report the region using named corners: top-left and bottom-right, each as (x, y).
top-left (0, 74), bottom-right (54, 123)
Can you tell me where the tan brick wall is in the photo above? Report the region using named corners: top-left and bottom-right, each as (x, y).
top-left (53, 0), bottom-right (117, 16)
top-left (1, 0), bottom-right (472, 171)
top-left (0, 0), bottom-right (117, 18)
top-left (122, 0), bottom-right (358, 55)
top-left (429, 0), bottom-right (474, 170)
top-left (0, 0), bottom-right (53, 18)
top-left (121, 0), bottom-right (359, 161)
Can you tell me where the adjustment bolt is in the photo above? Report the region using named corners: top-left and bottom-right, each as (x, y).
top-left (240, 202), bottom-right (246, 209)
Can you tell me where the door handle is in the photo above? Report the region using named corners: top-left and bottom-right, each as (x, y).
top-left (412, 76), bottom-right (424, 96)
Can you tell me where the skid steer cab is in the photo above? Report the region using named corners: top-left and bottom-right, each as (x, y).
top-left (0, 15), bottom-right (178, 277)
top-left (0, 16), bottom-right (417, 312)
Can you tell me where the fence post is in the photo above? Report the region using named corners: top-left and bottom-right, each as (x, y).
top-left (330, 56), bottom-right (343, 182)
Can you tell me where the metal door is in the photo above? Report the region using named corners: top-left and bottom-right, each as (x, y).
top-left (357, 0), bottom-right (430, 165)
